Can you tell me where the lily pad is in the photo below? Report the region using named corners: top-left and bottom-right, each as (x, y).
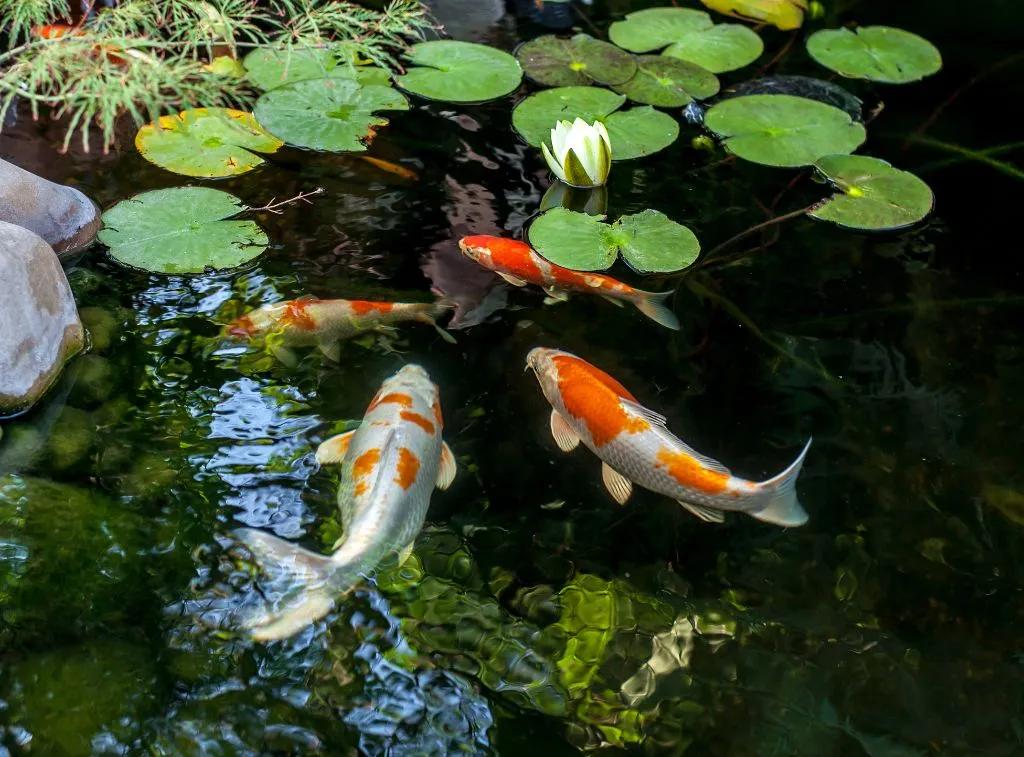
top-left (254, 78), bottom-right (409, 152)
top-left (134, 108), bottom-right (283, 178)
top-left (704, 94), bottom-right (866, 167)
top-left (242, 47), bottom-right (391, 91)
top-left (612, 55), bottom-right (720, 107)
top-left (516, 34), bottom-right (637, 87)
top-left (512, 86), bottom-right (679, 160)
top-left (806, 26), bottom-right (942, 84)
top-left (809, 155), bottom-right (934, 230)
top-left (608, 7), bottom-right (763, 74)
top-left (528, 208), bottom-right (699, 272)
top-left (718, 74), bottom-right (862, 120)
top-left (98, 187), bottom-right (268, 274)
top-left (396, 40), bottom-right (522, 103)
top-left (700, 0), bottom-right (807, 31)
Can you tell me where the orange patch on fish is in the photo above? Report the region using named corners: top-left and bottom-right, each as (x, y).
top-left (655, 447), bottom-right (730, 494)
top-left (395, 447), bottom-right (420, 490)
top-left (552, 355), bottom-right (648, 446)
top-left (354, 480), bottom-right (369, 496)
top-left (468, 236), bottom-right (543, 282)
top-left (352, 448), bottom-right (381, 479)
top-left (350, 300), bottom-right (395, 317)
top-left (370, 392), bottom-right (413, 411)
top-left (400, 410), bottom-right (435, 435)
top-left (282, 300), bottom-right (317, 330)
top-left (226, 315), bottom-right (257, 338)
top-left (34, 24), bottom-right (83, 39)
top-left (431, 398), bottom-right (443, 427)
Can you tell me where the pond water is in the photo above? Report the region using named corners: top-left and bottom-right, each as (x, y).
top-left (2, 0), bottom-right (1023, 754)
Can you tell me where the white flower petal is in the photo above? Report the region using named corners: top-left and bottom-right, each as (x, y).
top-left (541, 142), bottom-right (567, 183)
top-left (566, 128), bottom-right (597, 183)
top-left (550, 120), bottom-right (571, 161)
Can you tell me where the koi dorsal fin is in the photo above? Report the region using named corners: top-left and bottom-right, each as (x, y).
top-left (662, 432), bottom-right (732, 476)
top-left (621, 400), bottom-right (667, 428)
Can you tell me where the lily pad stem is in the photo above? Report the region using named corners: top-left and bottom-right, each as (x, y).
top-left (700, 202), bottom-right (823, 267)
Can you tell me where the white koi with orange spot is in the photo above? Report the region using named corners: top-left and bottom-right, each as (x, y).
top-left (224, 297), bottom-right (455, 364)
top-left (526, 347), bottom-right (811, 527)
top-left (458, 235), bottom-right (680, 330)
top-left (235, 364), bottom-right (457, 640)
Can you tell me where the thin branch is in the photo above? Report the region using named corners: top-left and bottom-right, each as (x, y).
top-left (700, 203), bottom-right (823, 266)
top-left (248, 187), bottom-right (325, 215)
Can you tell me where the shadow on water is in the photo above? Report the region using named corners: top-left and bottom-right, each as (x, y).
top-left (2, 0), bottom-right (1024, 753)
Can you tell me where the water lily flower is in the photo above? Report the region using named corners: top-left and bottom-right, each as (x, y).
top-left (541, 118), bottom-right (612, 188)
top-left (700, 0), bottom-right (809, 31)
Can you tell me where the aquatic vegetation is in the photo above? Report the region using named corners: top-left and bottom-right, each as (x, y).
top-left (516, 34), bottom-right (638, 88)
top-left (807, 25), bottom-right (943, 84)
top-left (98, 187), bottom-right (268, 273)
top-left (241, 46), bottom-right (393, 92)
top-left (700, 0), bottom-right (811, 30)
top-left (612, 54), bottom-right (721, 107)
top-left (810, 155), bottom-right (936, 230)
top-left (395, 40), bottom-right (523, 103)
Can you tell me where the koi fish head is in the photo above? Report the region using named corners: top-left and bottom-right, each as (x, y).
top-left (458, 236), bottom-right (496, 266)
top-left (370, 364), bottom-right (440, 421)
top-left (526, 347), bottom-right (564, 398)
top-left (223, 304), bottom-right (284, 339)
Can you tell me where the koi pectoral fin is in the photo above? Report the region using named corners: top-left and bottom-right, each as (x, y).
top-left (542, 286), bottom-right (570, 302)
top-left (497, 272), bottom-right (529, 287)
top-left (550, 411), bottom-right (581, 452)
top-left (678, 501), bottom-right (726, 523)
top-left (600, 294), bottom-right (626, 307)
top-left (318, 340), bottom-right (342, 362)
top-left (269, 343), bottom-right (299, 368)
top-left (602, 463), bottom-right (633, 505)
top-left (316, 429), bottom-right (356, 465)
top-left (436, 441), bottom-right (457, 490)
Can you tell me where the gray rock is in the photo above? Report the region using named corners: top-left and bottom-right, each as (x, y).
top-left (0, 221), bottom-right (84, 416)
top-left (0, 158), bottom-right (100, 258)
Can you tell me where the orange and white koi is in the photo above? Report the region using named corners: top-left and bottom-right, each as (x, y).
top-left (224, 297), bottom-right (455, 365)
top-left (458, 235), bottom-right (679, 330)
top-left (235, 364), bottom-right (457, 640)
top-left (526, 347), bottom-right (811, 526)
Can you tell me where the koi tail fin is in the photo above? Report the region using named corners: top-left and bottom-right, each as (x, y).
top-left (752, 438), bottom-right (812, 527)
top-left (234, 528), bottom-right (352, 641)
top-left (420, 299), bottom-right (457, 344)
top-left (631, 289), bottom-right (680, 331)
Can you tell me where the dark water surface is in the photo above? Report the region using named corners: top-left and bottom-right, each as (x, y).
top-left (2, 0), bottom-right (1023, 754)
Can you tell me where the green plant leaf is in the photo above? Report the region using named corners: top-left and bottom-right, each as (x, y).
top-left (613, 55), bottom-right (720, 107)
top-left (512, 87), bottom-right (678, 160)
top-left (809, 155), bottom-right (934, 230)
top-left (516, 34), bottom-right (638, 87)
top-left (704, 94), bottom-right (866, 167)
top-left (528, 208), bottom-right (700, 272)
top-left (616, 209), bottom-right (701, 273)
top-left (396, 40), bottom-right (523, 103)
top-left (242, 47), bottom-right (391, 91)
top-left (97, 188), bottom-right (267, 274)
top-left (254, 78), bottom-right (409, 152)
top-left (528, 207), bottom-right (616, 270)
top-left (134, 108), bottom-right (283, 178)
top-left (609, 7), bottom-right (763, 73)
top-left (806, 26), bottom-right (942, 84)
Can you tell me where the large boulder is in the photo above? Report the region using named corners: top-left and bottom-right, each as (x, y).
top-left (0, 158), bottom-right (100, 258)
top-left (0, 221), bottom-right (84, 416)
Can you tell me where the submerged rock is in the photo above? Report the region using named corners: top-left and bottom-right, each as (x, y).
top-left (0, 221), bottom-right (85, 416)
top-left (0, 158), bottom-right (100, 258)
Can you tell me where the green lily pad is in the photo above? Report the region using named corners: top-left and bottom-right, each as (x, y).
top-left (704, 94), bottom-right (866, 167)
top-left (612, 55), bottom-right (720, 107)
top-left (512, 86), bottom-right (679, 160)
top-left (254, 78), bottom-right (408, 152)
top-left (134, 108), bottom-right (283, 178)
top-left (528, 208), bottom-right (699, 272)
top-left (97, 187), bottom-right (268, 274)
top-left (242, 46), bottom-right (391, 91)
top-left (809, 155), bottom-right (934, 230)
top-left (396, 40), bottom-right (522, 103)
top-left (528, 207), bottom-right (615, 271)
top-left (608, 7), bottom-right (763, 74)
top-left (806, 26), bottom-right (942, 84)
top-left (516, 34), bottom-right (638, 87)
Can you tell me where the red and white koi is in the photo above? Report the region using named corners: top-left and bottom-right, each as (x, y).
top-left (458, 235), bottom-right (679, 330)
top-left (235, 364), bottom-right (457, 640)
top-left (526, 347), bottom-right (811, 526)
top-left (224, 297), bottom-right (455, 365)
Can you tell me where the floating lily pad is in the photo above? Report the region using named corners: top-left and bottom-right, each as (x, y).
top-left (98, 187), bottom-right (268, 274)
top-left (243, 47), bottom-right (390, 91)
top-left (608, 7), bottom-right (763, 74)
top-left (612, 55), bottom-right (719, 107)
top-left (806, 26), bottom-right (942, 84)
top-left (809, 155), bottom-right (934, 230)
top-left (718, 74), bottom-right (863, 120)
top-left (700, 0), bottom-right (807, 31)
top-left (396, 40), bottom-right (522, 103)
top-left (512, 86), bottom-right (679, 160)
top-left (254, 78), bottom-right (408, 152)
top-left (704, 94), bottom-right (866, 167)
top-left (134, 108), bottom-right (283, 178)
top-left (528, 207), bottom-right (699, 272)
top-left (516, 34), bottom-right (637, 87)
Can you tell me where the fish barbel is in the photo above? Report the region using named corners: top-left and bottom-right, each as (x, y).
top-left (235, 364), bottom-right (457, 640)
top-left (526, 347), bottom-right (810, 526)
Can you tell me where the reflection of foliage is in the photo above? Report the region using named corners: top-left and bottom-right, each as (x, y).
top-left (0, 0), bottom-right (431, 151)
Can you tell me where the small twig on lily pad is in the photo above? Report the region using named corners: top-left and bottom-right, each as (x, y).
top-left (248, 187), bottom-right (325, 215)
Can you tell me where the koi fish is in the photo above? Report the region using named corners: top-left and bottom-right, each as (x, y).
top-left (526, 347), bottom-right (811, 526)
top-left (458, 235), bottom-right (679, 330)
top-left (224, 297), bottom-right (455, 365)
top-left (235, 364), bottom-right (457, 640)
